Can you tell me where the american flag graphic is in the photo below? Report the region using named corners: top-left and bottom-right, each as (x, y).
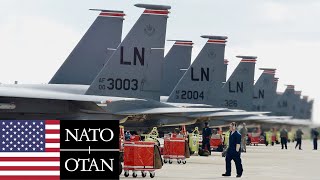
top-left (0, 120), bottom-right (60, 180)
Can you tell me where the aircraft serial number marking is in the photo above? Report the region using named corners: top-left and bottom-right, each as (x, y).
top-left (175, 90), bottom-right (204, 100)
top-left (224, 100), bottom-right (238, 107)
top-left (98, 78), bottom-right (138, 91)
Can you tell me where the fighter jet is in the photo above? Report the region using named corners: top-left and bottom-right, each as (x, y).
top-left (225, 75), bottom-right (313, 125)
top-left (164, 36), bottom-right (267, 114)
top-left (252, 68), bottom-right (278, 112)
top-left (273, 85), bottom-right (299, 117)
top-left (137, 36), bottom-right (271, 127)
top-left (0, 4), bottom-right (225, 120)
top-left (50, 9), bottom-right (125, 85)
top-left (272, 85), bottom-right (313, 120)
top-left (161, 37), bottom-right (308, 126)
top-left (292, 92), bottom-right (313, 120)
top-left (159, 39), bottom-right (212, 108)
top-left (161, 40), bottom-right (193, 96)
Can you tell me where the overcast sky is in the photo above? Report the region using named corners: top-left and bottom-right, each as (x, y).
top-left (0, 0), bottom-right (319, 124)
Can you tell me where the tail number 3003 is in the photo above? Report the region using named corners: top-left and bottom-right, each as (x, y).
top-left (98, 78), bottom-right (138, 91)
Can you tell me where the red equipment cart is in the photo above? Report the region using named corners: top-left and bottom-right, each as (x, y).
top-left (123, 141), bottom-right (162, 178)
top-left (250, 133), bottom-right (261, 146)
top-left (210, 134), bottom-right (224, 152)
top-left (163, 135), bottom-right (187, 164)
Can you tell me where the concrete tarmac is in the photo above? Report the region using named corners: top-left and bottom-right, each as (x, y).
top-left (120, 140), bottom-right (320, 179)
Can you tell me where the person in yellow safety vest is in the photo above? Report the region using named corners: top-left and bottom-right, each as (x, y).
top-left (265, 131), bottom-right (272, 146)
top-left (224, 131), bottom-right (230, 146)
top-left (288, 131), bottom-right (294, 142)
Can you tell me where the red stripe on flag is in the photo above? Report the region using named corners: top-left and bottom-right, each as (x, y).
top-left (0, 166), bottom-right (60, 170)
top-left (46, 148), bottom-right (60, 152)
top-left (45, 129), bottom-right (60, 134)
top-left (0, 176), bottom-right (59, 180)
top-left (46, 139), bottom-right (60, 143)
top-left (45, 120), bottom-right (59, 125)
top-left (0, 157), bottom-right (60, 161)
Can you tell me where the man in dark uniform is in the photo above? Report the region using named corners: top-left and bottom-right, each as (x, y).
top-left (311, 128), bottom-right (319, 150)
top-left (202, 122), bottom-right (212, 154)
top-left (295, 128), bottom-right (304, 150)
top-left (222, 122), bottom-right (243, 178)
top-left (280, 128), bottom-right (288, 149)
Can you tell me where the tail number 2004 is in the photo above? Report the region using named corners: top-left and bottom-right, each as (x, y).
top-left (176, 90), bottom-right (204, 100)
top-left (98, 78), bottom-right (138, 91)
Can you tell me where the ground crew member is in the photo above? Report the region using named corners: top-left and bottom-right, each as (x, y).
top-left (202, 122), bottom-right (212, 154)
top-left (311, 128), bottom-right (319, 150)
top-left (295, 128), bottom-right (304, 150)
top-left (280, 128), bottom-right (288, 149)
top-left (239, 123), bottom-right (248, 152)
top-left (125, 131), bottom-right (131, 141)
top-left (222, 122), bottom-right (243, 178)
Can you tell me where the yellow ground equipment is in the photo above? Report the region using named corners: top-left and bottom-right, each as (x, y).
top-left (288, 131), bottom-right (295, 143)
top-left (141, 127), bottom-right (160, 146)
top-left (188, 127), bottom-right (200, 154)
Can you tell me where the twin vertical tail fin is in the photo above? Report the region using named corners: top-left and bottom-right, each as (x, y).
top-left (273, 84), bottom-right (296, 116)
top-left (299, 95), bottom-right (313, 119)
top-left (294, 90), bottom-right (303, 118)
top-left (167, 35), bottom-right (227, 104)
top-left (86, 4), bottom-right (171, 101)
top-left (221, 56), bottom-right (257, 110)
top-left (161, 40), bottom-right (193, 96)
top-left (252, 68), bottom-right (277, 111)
top-left (307, 98), bottom-right (314, 120)
top-left (49, 9), bottom-right (125, 85)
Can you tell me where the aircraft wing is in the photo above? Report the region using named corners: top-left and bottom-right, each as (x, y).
top-left (158, 119), bottom-right (198, 127)
top-left (0, 87), bottom-right (127, 103)
top-left (0, 87), bottom-right (228, 115)
top-left (226, 115), bottom-right (292, 121)
top-left (258, 118), bottom-right (313, 126)
top-left (223, 115), bottom-right (312, 126)
top-left (113, 107), bottom-right (226, 115)
top-left (188, 111), bottom-right (270, 118)
top-left (164, 102), bottom-right (214, 108)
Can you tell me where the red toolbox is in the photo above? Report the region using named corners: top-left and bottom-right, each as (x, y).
top-left (163, 136), bottom-right (188, 164)
top-left (250, 133), bottom-right (260, 145)
top-left (123, 141), bottom-right (162, 178)
top-left (210, 134), bottom-right (223, 149)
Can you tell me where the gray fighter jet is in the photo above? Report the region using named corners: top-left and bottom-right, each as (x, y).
top-left (161, 36), bottom-right (311, 126)
top-left (0, 4), bottom-right (225, 120)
